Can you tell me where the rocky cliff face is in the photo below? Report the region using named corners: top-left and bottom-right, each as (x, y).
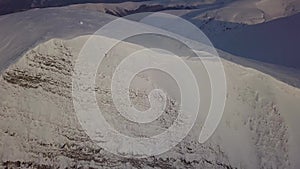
top-left (0, 36), bottom-right (299, 168)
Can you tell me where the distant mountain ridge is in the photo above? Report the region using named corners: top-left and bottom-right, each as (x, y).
top-left (0, 0), bottom-right (151, 15)
top-left (0, 0), bottom-right (235, 15)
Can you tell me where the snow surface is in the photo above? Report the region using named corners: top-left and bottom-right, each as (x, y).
top-left (0, 6), bottom-right (300, 169)
top-left (1, 34), bottom-right (300, 168)
top-left (0, 7), bottom-right (116, 73)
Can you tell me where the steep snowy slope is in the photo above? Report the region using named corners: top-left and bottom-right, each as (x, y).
top-left (1, 34), bottom-right (300, 169)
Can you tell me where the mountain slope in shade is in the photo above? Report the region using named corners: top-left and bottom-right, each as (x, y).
top-left (208, 13), bottom-right (300, 70)
top-left (64, 0), bottom-right (300, 71)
